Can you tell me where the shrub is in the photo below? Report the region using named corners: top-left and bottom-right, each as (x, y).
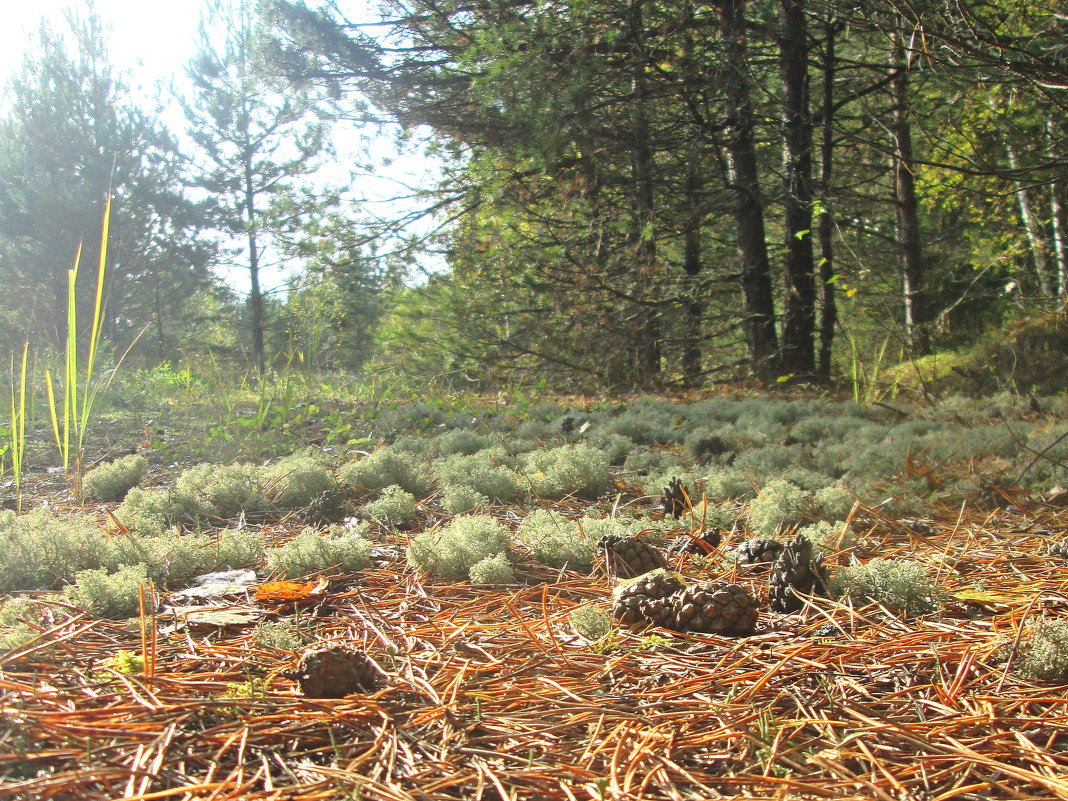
top-left (747, 480), bottom-right (811, 537)
top-left (261, 452), bottom-right (335, 509)
top-left (733, 444), bottom-right (809, 482)
top-left (432, 453), bottom-right (518, 502)
top-left (112, 532), bottom-right (213, 585)
top-left (516, 509), bottom-right (596, 569)
top-left (407, 515), bottom-right (511, 581)
top-left (813, 484), bottom-right (855, 521)
top-left (442, 485), bottom-right (490, 515)
top-left (0, 599), bottom-right (39, 651)
top-left (468, 553), bottom-right (515, 584)
top-left (684, 429), bottom-right (731, 463)
top-left (266, 525), bottom-right (372, 578)
top-left (363, 485), bottom-right (417, 525)
top-left (1015, 619), bottom-right (1068, 681)
top-left (797, 521), bottom-right (852, 552)
top-left (65, 563), bottom-right (149, 619)
top-left (338, 447), bottom-right (431, 497)
top-left (521, 444), bottom-right (611, 499)
top-left (175, 463), bottom-right (269, 519)
top-left (431, 429), bottom-right (492, 456)
top-left (252, 619), bottom-right (304, 651)
top-left (0, 509), bottom-right (113, 591)
top-left (83, 455), bottom-right (148, 502)
top-left (582, 432), bottom-right (633, 467)
top-left (703, 468), bottom-right (755, 501)
top-left (571, 605), bottom-right (613, 640)
top-left (623, 449), bottom-right (682, 476)
top-left (213, 528), bottom-right (267, 569)
top-left (115, 488), bottom-right (189, 533)
top-left (830, 558), bottom-right (941, 616)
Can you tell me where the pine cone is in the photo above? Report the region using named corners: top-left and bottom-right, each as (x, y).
top-left (668, 528), bottom-right (722, 556)
top-left (734, 538), bottom-right (785, 569)
top-left (596, 533), bottom-right (666, 579)
top-left (769, 536), bottom-right (829, 613)
top-left (1050, 539), bottom-right (1068, 559)
top-left (612, 569), bottom-right (686, 626)
top-left (661, 477), bottom-right (689, 518)
top-left (282, 645), bottom-right (384, 698)
top-left (670, 581), bottom-right (759, 636)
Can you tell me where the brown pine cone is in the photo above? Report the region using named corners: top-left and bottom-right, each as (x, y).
top-left (282, 645), bottom-right (384, 698)
top-left (661, 477), bottom-right (689, 518)
top-left (769, 535), bottom-right (829, 613)
top-left (670, 581), bottom-right (759, 636)
top-left (596, 533), bottom-right (666, 579)
top-left (612, 569), bottom-right (686, 626)
top-left (668, 528), bottom-right (723, 556)
top-left (734, 538), bottom-right (785, 569)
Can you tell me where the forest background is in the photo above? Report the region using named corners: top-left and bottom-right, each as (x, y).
top-left (0, 0), bottom-right (1066, 398)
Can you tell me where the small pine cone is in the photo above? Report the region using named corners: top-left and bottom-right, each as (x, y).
top-left (597, 533), bottom-right (666, 579)
top-left (612, 569), bottom-right (686, 626)
top-left (769, 536), bottom-right (829, 614)
top-left (668, 528), bottom-right (722, 556)
top-left (670, 581), bottom-right (758, 636)
top-left (1050, 539), bottom-right (1068, 559)
top-left (661, 477), bottom-right (689, 518)
top-left (303, 488), bottom-right (348, 525)
top-left (282, 645), bottom-right (384, 698)
top-left (734, 538), bottom-right (785, 569)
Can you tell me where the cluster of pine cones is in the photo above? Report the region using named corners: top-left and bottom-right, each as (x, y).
top-left (599, 526), bottom-right (830, 637)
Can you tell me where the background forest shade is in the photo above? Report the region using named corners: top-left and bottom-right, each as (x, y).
top-left (0, 0), bottom-right (1065, 391)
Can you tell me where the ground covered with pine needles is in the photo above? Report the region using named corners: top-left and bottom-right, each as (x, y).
top-left (3, 391), bottom-right (1068, 800)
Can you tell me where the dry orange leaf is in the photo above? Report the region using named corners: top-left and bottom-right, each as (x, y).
top-left (255, 580), bottom-right (317, 601)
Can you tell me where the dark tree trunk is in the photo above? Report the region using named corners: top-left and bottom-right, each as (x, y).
top-left (778, 0), bottom-right (816, 377)
top-left (718, 0), bottom-right (778, 378)
top-left (816, 20), bottom-right (839, 383)
top-left (244, 156), bottom-right (266, 375)
top-left (627, 0), bottom-right (660, 384)
top-left (682, 154), bottom-right (704, 386)
top-left (890, 24), bottom-right (930, 355)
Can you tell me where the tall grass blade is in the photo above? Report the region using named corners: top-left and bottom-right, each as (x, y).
top-left (8, 343), bottom-right (29, 512)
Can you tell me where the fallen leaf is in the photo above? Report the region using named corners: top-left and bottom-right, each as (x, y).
top-left (255, 580), bottom-right (319, 602)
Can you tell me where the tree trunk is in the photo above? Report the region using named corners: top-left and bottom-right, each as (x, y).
top-left (778, 0), bottom-right (816, 377)
top-left (816, 19), bottom-right (838, 383)
top-left (890, 24), bottom-right (930, 355)
top-left (1046, 117), bottom-right (1067, 299)
top-left (1004, 139), bottom-right (1054, 297)
top-left (682, 154), bottom-right (704, 386)
top-left (244, 157), bottom-right (266, 375)
top-left (718, 0), bottom-right (778, 378)
top-left (627, 0), bottom-right (660, 384)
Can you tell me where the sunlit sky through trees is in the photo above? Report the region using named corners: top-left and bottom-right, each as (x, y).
top-left (0, 1), bottom-right (441, 293)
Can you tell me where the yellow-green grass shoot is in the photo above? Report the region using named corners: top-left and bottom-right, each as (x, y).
top-left (8, 342), bottom-right (29, 512)
top-left (45, 195), bottom-right (111, 498)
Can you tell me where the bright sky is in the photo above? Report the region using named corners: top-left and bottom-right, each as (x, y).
top-left (0, 0), bottom-right (444, 292)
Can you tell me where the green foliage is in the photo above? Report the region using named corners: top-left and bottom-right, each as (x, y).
top-left (115, 487), bottom-right (190, 533)
top-left (747, 480), bottom-right (811, 537)
top-left (261, 452), bottom-right (335, 509)
top-left (468, 552), bottom-right (515, 584)
top-left (0, 599), bottom-right (38, 651)
top-left (570, 605), bottom-right (613, 640)
top-left (175, 463), bottom-right (269, 519)
top-left (101, 650), bottom-right (145, 675)
top-left (0, 509), bottom-right (112, 591)
top-left (831, 559), bottom-right (941, 616)
top-left (338, 447), bottom-right (431, 497)
top-left (407, 515), bottom-right (511, 581)
top-left (441, 484), bottom-right (490, 514)
top-left (521, 444), bottom-right (611, 499)
top-left (516, 509), bottom-right (596, 569)
top-left (1015, 619), bottom-right (1068, 681)
top-left (432, 452), bottom-right (518, 502)
top-left (65, 563), bottom-right (148, 619)
top-left (363, 485), bottom-right (417, 525)
top-left (214, 528), bottom-right (267, 569)
top-left (812, 484), bottom-right (855, 522)
top-left (703, 468), bottom-right (755, 501)
top-left (252, 619), bottom-right (304, 651)
top-left (265, 525), bottom-right (372, 578)
top-left (430, 429), bottom-right (493, 456)
top-left (83, 454), bottom-right (148, 502)
top-left (114, 531), bottom-right (214, 585)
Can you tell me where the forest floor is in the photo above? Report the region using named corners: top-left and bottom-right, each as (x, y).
top-left (2, 386), bottom-right (1068, 801)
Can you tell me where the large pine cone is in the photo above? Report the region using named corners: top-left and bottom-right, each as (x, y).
top-left (670, 581), bottom-right (759, 636)
top-left (661, 477), bottom-right (689, 518)
top-left (734, 538), bottom-right (786, 569)
top-left (668, 528), bottom-right (723, 556)
top-left (597, 533), bottom-right (666, 579)
top-left (769, 536), bottom-right (829, 613)
top-left (282, 645), bottom-right (384, 698)
top-left (612, 569), bottom-right (686, 626)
